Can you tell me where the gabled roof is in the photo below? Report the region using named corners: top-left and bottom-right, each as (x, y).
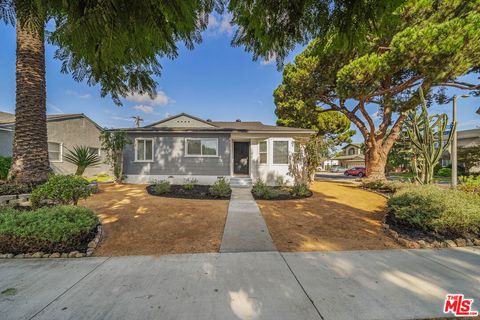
top-left (144, 113), bottom-right (217, 128)
top-left (0, 111), bottom-right (15, 124)
top-left (342, 143), bottom-right (362, 149)
top-left (0, 113), bottom-right (103, 131)
top-left (333, 154), bottom-right (365, 161)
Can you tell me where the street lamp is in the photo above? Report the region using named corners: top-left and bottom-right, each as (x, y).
top-left (451, 94), bottom-right (470, 187)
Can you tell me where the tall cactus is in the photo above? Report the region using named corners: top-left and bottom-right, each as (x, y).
top-left (406, 87), bottom-right (455, 184)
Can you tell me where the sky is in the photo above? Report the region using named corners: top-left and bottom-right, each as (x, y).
top-left (0, 13), bottom-right (479, 144)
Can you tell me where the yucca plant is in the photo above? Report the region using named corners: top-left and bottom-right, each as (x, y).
top-left (406, 87), bottom-right (455, 184)
top-left (64, 146), bottom-right (101, 176)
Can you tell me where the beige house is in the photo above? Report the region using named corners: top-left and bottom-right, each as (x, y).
top-left (332, 143), bottom-right (365, 169)
top-left (441, 128), bottom-right (480, 172)
top-left (0, 113), bottom-right (111, 176)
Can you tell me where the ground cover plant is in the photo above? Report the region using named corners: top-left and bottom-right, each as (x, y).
top-left (361, 180), bottom-right (408, 195)
top-left (147, 178), bottom-right (231, 200)
top-left (0, 205), bottom-right (98, 254)
top-left (387, 185), bottom-right (480, 239)
top-left (251, 179), bottom-right (312, 200)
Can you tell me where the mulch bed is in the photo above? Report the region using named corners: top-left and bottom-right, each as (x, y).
top-left (251, 187), bottom-right (313, 200)
top-left (385, 211), bottom-right (478, 243)
top-left (146, 184), bottom-right (230, 200)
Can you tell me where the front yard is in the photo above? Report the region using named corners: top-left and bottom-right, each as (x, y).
top-left (257, 180), bottom-right (400, 251)
top-left (80, 184), bottom-right (229, 256)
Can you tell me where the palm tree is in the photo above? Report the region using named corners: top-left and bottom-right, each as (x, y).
top-left (1, 0), bottom-right (217, 184)
top-left (64, 146), bottom-right (101, 176)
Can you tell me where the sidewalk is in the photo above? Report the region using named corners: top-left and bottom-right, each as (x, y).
top-left (220, 187), bottom-right (276, 253)
top-left (1, 247), bottom-right (479, 320)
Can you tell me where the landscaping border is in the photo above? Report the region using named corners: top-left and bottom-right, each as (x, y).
top-left (0, 224), bottom-right (104, 259)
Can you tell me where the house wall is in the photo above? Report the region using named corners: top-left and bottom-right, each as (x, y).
top-left (0, 129), bottom-right (13, 157)
top-left (123, 132), bottom-right (231, 184)
top-left (47, 117), bottom-right (111, 176)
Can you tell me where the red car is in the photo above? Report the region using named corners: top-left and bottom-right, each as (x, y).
top-left (344, 167), bottom-right (366, 177)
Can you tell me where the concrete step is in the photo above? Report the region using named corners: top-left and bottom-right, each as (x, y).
top-left (229, 177), bottom-right (252, 188)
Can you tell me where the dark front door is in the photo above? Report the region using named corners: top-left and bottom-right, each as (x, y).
top-left (233, 142), bottom-right (250, 175)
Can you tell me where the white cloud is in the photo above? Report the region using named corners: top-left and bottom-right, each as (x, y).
top-left (126, 91), bottom-right (172, 106)
top-left (371, 111), bottom-right (381, 120)
top-left (260, 53), bottom-right (276, 66)
top-left (133, 105), bottom-right (154, 114)
top-left (65, 90), bottom-right (91, 99)
top-left (207, 13), bottom-right (234, 36)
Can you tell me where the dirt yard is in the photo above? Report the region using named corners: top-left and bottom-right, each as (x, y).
top-left (257, 181), bottom-right (401, 251)
top-left (80, 184), bottom-right (229, 256)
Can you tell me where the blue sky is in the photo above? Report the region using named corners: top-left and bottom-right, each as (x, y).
top-left (0, 14), bottom-right (479, 143)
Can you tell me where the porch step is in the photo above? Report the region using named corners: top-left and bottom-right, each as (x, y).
top-left (229, 177), bottom-right (253, 188)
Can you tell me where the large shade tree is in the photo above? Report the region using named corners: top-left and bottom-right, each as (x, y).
top-left (229, 0), bottom-right (480, 179)
top-left (0, 0), bottom-right (218, 184)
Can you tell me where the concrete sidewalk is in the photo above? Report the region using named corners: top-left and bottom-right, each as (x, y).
top-left (220, 188), bottom-right (276, 253)
top-left (1, 247), bottom-right (479, 320)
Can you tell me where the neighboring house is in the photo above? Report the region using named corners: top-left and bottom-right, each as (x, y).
top-left (320, 159), bottom-right (339, 171)
top-left (331, 143), bottom-right (365, 169)
top-left (441, 128), bottom-right (480, 172)
top-left (0, 113), bottom-right (111, 176)
top-left (117, 113), bottom-right (314, 185)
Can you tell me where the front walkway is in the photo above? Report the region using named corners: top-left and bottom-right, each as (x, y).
top-left (1, 248), bottom-right (479, 320)
top-left (220, 188), bottom-right (276, 252)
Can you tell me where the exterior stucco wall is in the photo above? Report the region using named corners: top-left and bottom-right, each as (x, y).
top-left (47, 117), bottom-right (111, 176)
top-left (123, 132), bottom-right (231, 183)
top-left (0, 129), bottom-right (13, 157)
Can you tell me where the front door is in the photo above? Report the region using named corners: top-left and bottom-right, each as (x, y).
top-left (233, 142), bottom-right (250, 175)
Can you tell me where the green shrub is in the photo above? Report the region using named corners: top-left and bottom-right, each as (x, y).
top-left (361, 179), bottom-right (407, 193)
top-left (388, 185), bottom-right (480, 236)
top-left (0, 205), bottom-right (98, 254)
top-left (31, 175), bottom-right (94, 207)
top-left (0, 183), bottom-right (34, 195)
top-left (151, 180), bottom-right (171, 194)
top-left (458, 175), bottom-right (480, 194)
top-left (252, 179), bottom-right (278, 199)
top-left (436, 167), bottom-right (452, 177)
top-left (209, 178), bottom-right (231, 198)
top-left (0, 156), bottom-right (12, 180)
top-left (183, 178), bottom-right (198, 191)
top-left (291, 183), bottom-right (311, 197)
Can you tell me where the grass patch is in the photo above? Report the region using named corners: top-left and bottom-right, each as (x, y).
top-left (388, 185), bottom-right (480, 237)
top-left (84, 174), bottom-right (114, 183)
top-left (0, 205), bottom-right (98, 254)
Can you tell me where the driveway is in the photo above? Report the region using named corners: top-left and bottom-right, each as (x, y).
top-left (315, 172), bottom-right (359, 182)
top-left (1, 248), bottom-right (479, 320)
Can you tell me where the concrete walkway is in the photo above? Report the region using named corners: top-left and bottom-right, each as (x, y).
top-left (220, 188), bottom-right (276, 253)
top-left (1, 247), bottom-right (479, 320)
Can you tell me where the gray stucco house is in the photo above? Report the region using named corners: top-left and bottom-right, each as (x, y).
top-left (0, 112), bottom-right (111, 176)
top-left (119, 113), bottom-right (314, 185)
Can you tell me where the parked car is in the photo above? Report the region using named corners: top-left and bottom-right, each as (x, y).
top-left (344, 167), bottom-right (366, 177)
top-left (330, 166), bottom-right (348, 173)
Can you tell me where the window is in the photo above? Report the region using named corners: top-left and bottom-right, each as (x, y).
top-left (88, 147), bottom-right (100, 156)
top-left (348, 148), bottom-right (355, 155)
top-left (135, 139), bottom-right (154, 162)
top-left (273, 141), bottom-right (289, 164)
top-left (259, 141), bottom-right (267, 164)
top-left (185, 138), bottom-right (218, 157)
top-left (48, 142), bottom-right (62, 162)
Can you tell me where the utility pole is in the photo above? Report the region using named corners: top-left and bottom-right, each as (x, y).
top-left (451, 94), bottom-right (470, 188)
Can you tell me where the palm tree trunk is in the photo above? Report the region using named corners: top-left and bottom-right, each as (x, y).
top-left (8, 18), bottom-right (51, 184)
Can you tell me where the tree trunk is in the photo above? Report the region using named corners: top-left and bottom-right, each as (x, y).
top-left (365, 144), bottom-right (388, 180)
top-left (8, 19), bottom-right (51, 184)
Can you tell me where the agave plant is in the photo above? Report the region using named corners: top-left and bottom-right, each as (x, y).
top-left (64, 146), bottom-right (101, 176)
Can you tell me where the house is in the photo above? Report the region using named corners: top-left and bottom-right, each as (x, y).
top-left (0, 112), bottom-right (111, 176)
top-left (441, 128), bottom-right (480, 172)
top-left (331, 143), bottom-right (365, 169)
top-left (117, 113), bottom-right (314, 185)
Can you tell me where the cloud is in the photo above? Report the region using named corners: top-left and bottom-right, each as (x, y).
top-left (207, 13), bottom-right (234, 36)
top-left (260, 53), bottom-right (276, 66)
top-left (371, 111), bottom-right (381, 120)
top-left (111, 116), bottom-right (133, 122)
top-left (133, 105), bottom-right (154, 114)
top-left (65, 90), bottom-right (91, 99)
top-left (47, 102), bottom-right (64, 114)
top-left (126, 91), bottom-right (172, 106)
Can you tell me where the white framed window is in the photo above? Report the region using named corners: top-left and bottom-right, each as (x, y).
top-left (135, 138), bottom-right (154, 162)
top-left (273, 141), bottom-right (289, 164)
top-left (48, 142), bottom-right (62, 162)
top-left (185, 138), bottom-right (218, 157)
top-left (259, 140), bottom-right (267, 164)
top-left (88, 147), bottom-right (101, 156)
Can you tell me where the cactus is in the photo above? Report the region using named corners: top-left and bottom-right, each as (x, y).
top-left (406, 87), bottom-right (455, 184)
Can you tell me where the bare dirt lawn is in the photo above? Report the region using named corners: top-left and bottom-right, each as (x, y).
top-left (80, 184), bottom-right (229, 256)
top-left (257, 180), bottom-right (401, 251)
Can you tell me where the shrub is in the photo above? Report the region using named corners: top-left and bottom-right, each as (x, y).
top-left (252, 179), bottom-right (278, 199)
top-left (436, 167), bottom-right (452, 177)
top-left (0, 205), bottom-right (98, 254)
top-left (458, 175), bottom-right (480, 194)
top-left (151, 180), bottom-right (171, 194)
top-left (388, 185), bottom-right (480, 236)
top-left (31, 175), bottom-right (94, 207)
top-left (0, 156), bottom-right (12, 180)
top-left (183, 178), bottom-right (198, 191)
top-left (361, 180), bottom-right (407, 193)
top-left (291, 183), bottom-right (311, 197)
top-left (0, 183), bottom-right (34, 196)
top-left (209, 178), bottom-right (231, 198)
